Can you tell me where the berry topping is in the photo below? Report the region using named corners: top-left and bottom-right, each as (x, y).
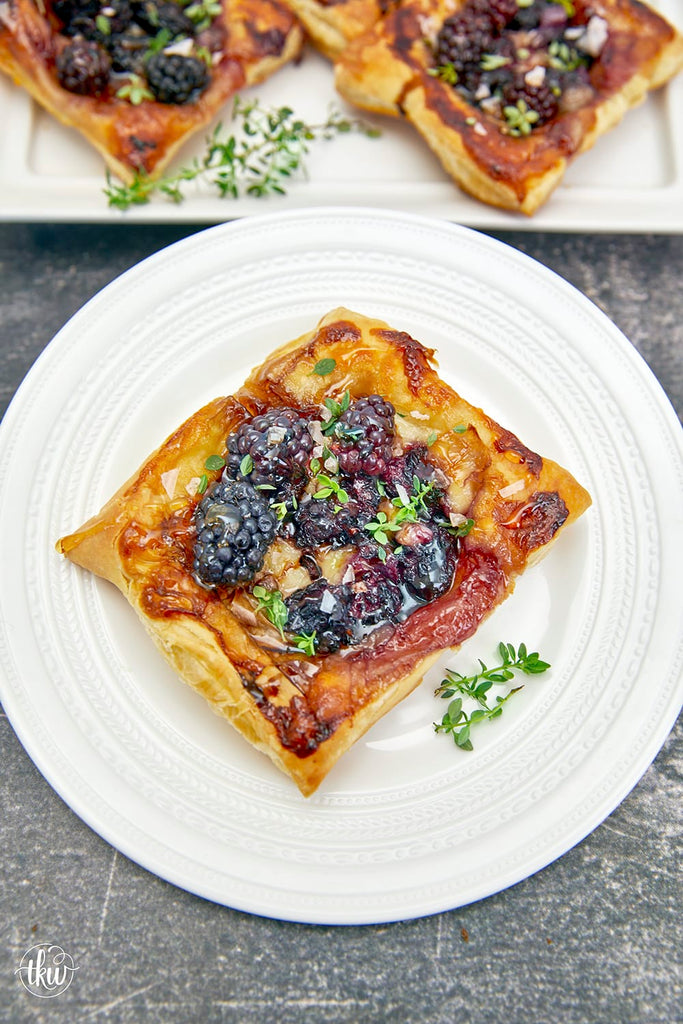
top-left (145, 52), bottom-right (209, 104)
top-left (56, 38), bottom-right (112, 95)
top-left (432, 0), bottom-right (599, 132)
top-left (225, 408), bottom-right (314, 495)
top-left (52, 0), bottom-right (220, 104)
top-left (55, 0), bottom-right (134, 39)
top-left (193, 479), bottom-right (277, 587)
top-left (383, 446), bottom-right (442, 498)
top-left (192, 393), bottom-right (465, 654)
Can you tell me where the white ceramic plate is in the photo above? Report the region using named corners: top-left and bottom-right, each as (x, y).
top-left (1, 0), bottom-right (682, 229)
top-left (0, 209), bottom-right (681, 924)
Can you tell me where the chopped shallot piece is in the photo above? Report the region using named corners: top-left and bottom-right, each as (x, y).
top-left (449, 511), bottom-right (468, 527)
top-left (395, 482), bottom-right (411, 506)
top-left (498, 478), bottom-right (526, 498)
top-left (308, 420), bottom-right (325, 446)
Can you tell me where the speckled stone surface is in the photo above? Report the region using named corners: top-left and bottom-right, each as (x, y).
top-left (0, 224), bottom-right (680, 1024)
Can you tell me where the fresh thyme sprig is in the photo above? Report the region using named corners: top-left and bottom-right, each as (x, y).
top-left (434, 642), bottom-right (551, 750)
top-left (104, 98), bottom-right (380, 209)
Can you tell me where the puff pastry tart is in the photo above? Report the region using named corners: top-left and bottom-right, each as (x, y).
top-left (334, 0), bottom-right (683, 213)
top-left (0, 0), bottom-right (303, 182)
top-left (57, 308), bottom-right (591, 795)
top-left (283, 0), bottom-right (398, 59)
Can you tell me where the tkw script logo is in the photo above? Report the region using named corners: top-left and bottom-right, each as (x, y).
top-left (15, 943), bottom-right (78, 998)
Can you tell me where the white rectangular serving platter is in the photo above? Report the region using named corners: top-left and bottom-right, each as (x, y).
top-left (1, 0), bottom-right (682, 229)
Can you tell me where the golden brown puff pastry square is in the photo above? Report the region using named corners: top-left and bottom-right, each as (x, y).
top-left (0, 0), bottom-right (303, 183)
top-left (282, 0), bottom-right (398, 59)
top-left (334, 0), bottom-right (683, 214)
top-left (57, 308), bottom-right (591, 796)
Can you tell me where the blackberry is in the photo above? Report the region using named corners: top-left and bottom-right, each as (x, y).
top-left (502, 75), bottom-right (559, 124)
top-left (383, 446), bottom-right (441, 499)
top-left (292, 495), bottom-right (371, 550)
top-left (285, 581), bottom-right (353, 654)
top-left (193, 479), bottom-right (277, 588)
top-left (485, 0), bottom-right (519, 32)
top-left (347, 562), bottom-right (403, 634)
top-left (62, 15), bottom-right (102, 39)
top-left (328, 395), bottom-right (395, 476)
top-left (145, 52), bottom-right (208, 104)
top-left (56, 39), bottom-right (112, 95)
top-left (345, 474), bottom-right (382, 517)
top-left (435, 14), bottom-right (493, 73)
top-left (107, 30), bottom-right (148, 74)
top-left (134, 0), bottom-right (196, 37)
top-left (398, 525), bottom-right (457, 603)
top-left (434, 0), bottom-right (518, 94)
top-left (225, 408), bottom-right (314, 495)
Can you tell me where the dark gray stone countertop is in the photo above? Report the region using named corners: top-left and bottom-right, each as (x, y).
top-left (0, 224), bottom-right (680, 1024)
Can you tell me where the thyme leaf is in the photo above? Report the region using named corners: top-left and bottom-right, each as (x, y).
top-left (480, 52), bottom-right (511, 71)
top-left (252, 585), bottom-right (288, 638)
top-left (428, 63), bottom-right (458, 85)
top-left (364, 476), bottom-right (437, 553)
top-left (312, 358), bottom-right (336, 376)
